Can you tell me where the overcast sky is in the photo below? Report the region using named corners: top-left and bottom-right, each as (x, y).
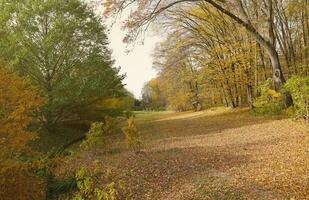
top-left (108, 26), bottom-right (160, 99)
top-left (90, 1), bottom-right (160, 99)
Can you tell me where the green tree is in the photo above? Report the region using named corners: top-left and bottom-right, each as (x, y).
top-left (0, 0), bottom-right (124, 129)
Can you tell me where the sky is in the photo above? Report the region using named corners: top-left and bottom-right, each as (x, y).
top-left (89, 1), bottom-right (160, 99)
top-left (108, 25), bottom-right (160, 99)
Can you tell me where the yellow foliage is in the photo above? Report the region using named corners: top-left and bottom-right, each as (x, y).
top-left (267, 89), bottom-right (281, 98)
top-left (80, 117), bottom-right (117, 150)
top-left (100, 98), bottom-right (123, 109)
top-left (122, 116), bottom-right (142, 151)
top-left (73, 162), bottom-right (125, 200)
top-left (0, 66), bottom-right (45, 160)
top-left (0, 66), bottom-right (46, 199)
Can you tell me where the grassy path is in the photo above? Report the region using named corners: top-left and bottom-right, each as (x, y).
top-left (61, 108), bottom-right (309, 199)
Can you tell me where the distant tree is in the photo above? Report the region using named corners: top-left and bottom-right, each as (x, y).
top-left (0, 0), bottom-right (125, 129)
top-left (153, 35), bottom-right (203, 111)
top-left (141, 78), bottom-right (167, 110)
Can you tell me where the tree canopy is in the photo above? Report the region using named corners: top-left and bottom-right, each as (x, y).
top-left (105, 0), bottom-right (309, 107)
top-left (0, 0), bottom-right (126, 127)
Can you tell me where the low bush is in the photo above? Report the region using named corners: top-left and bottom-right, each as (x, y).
top-left (73, 161), bottom-right (124, 200)
top-left (80, 116), bottom-right (117, 150)
top-left (284, 76), bottom-right (309, 120)
top-left (251, 79), bottom-right (285, 116)
top-left (122, 116), bottom-right (142, 152)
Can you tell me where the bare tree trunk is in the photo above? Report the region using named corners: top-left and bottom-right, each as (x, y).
top-left (246, 84), bottom-right (254, 109)
top-left (220, 83), bottom-right (229, 107)
top-left (267, 46), bottom-right (284, 90)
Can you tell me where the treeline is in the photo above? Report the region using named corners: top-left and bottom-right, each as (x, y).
top-left (138, 1), bottom-right (308, 113)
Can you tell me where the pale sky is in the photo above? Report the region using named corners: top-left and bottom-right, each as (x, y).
top-left (108, 25), bottom-right (160, 99)
top-left (89, 1), bottom-right (160, 99)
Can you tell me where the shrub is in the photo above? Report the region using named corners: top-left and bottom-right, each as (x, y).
top-left (0, 66), bottom-right (46, 199)
top-left (284, 76), bottom-right (309, 120)
top-left (251, 79), bottom-right (285, 116)
top-left (73, 162), bottom-right (124, 200)
top-left (0, 67), bottom-right (45, 160)
top-left (80, 116), bottom-right (117, 150)
top-left (122, 116), bottom-right (142, 152)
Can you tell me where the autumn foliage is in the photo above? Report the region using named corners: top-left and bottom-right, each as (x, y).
top-left (0, 66), bottom-right (45, 160)
top-left (122, 116), bottom-right (142, 152)
top-left (0, 66), bottom-right (46, 199)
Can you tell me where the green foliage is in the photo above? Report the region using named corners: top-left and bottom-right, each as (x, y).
top-left (73, 162), bottom-right (124, 200)
top-left (122, 116), bottom-right (142, 152)
top-left (251, 79), bottom-right (284, 116)
top-left (80, 117), bottom-right (117, 150)
top-left (0, 0), bottom-right (125, 127)
top-left (284, 76), bottom-right (309, 119)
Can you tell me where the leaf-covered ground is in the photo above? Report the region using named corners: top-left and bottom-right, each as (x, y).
top-left (59, 108), bottom-right (309, 199)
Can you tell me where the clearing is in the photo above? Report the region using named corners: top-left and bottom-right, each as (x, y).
top-left (59, 108), bottom-right (309, 200)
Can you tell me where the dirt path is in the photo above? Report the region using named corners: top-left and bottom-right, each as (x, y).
top-left (63, 109), bottom-right (309, 200)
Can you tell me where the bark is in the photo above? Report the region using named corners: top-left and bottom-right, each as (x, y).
top-left (246, 84), bottom-right (254, 109)
top-left (188, 65), bottom-right (203, 111)
top-left (220, 83), bottom-right (229, 107)
top-left (203, 0), bottom-right (293, 106)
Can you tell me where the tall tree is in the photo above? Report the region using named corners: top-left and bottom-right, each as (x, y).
top-left (0, 0), bottom-right (125, 128)
top-left (104, 0), bottom-right (306, 106)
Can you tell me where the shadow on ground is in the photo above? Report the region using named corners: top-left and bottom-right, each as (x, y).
top-left (138, 109), bottom-right (274, 141)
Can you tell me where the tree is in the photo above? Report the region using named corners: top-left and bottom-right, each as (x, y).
top-left (104, 0), bottom-right (305, 106)
top-left (141, 78), bottom-right (167, 110)
top-left (0, 0), bottom-right (125, 128)
top-left (152, 35), bottom-right (203, 111)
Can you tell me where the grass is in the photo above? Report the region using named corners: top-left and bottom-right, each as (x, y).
top-left (133, 110), bottom-right (175, 123)
top-left (52, 107), bottom-right (308, 200)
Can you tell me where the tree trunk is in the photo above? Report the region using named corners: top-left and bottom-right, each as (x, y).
top-left (204, 0), bottom-right (293, 106)
top-left (266, 46), bottom-right (293, 107)
top-left (246, 84), bottom-right (254, 109)
top-left (266, 46), bottom-right (284, 90)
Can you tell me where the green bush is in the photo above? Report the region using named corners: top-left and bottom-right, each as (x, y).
top-left (73, 162), bottom-right (124, 200)
top-left (251, 79), bottom-right (285, 116)
top-left (80, 117), bottom-right (117, 150)
top-left (284, 76), bottom-right (309, 120)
